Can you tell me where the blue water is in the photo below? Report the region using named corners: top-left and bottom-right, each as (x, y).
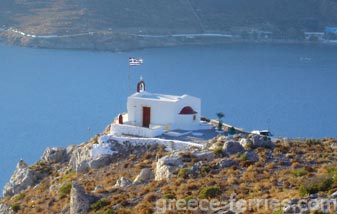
top-left (1, 43), bottom-right (337, 191)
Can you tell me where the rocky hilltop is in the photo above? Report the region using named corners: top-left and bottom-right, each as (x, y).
top-left (1, 0), bottom-right (337, 51)
top-left (1, 122), bottom-right (337, 213)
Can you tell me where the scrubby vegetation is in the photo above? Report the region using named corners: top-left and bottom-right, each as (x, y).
top-left (58, 183), bottom-right (72, 198)
top-left (1, 137), bottom-right (337, 213)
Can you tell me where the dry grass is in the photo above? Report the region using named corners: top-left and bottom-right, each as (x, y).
top-left (3, 138), bottom-right (337, 213)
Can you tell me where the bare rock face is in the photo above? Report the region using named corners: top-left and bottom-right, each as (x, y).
top-left (193, 151), bottom-right (216, 161)
top-left (3, 160), bottom-right (38, 197)
top-left (189, 161), bottom-right (205, 177)
top-left (88, 156), bottom-right (112, 170)
top-left (155, 154), bottom-right (184, 181)
top-left (239, 138), bottom-right (253, 149)
top-left (244, 150), bottom-right (259, 162)
top-left (41, 147), bottom-right (67, 163)
top-left (69, 145), bottom-right (92, 173)
top-left (113, 177), bottom-right (132, 188)
top-left (249, 135), bottom-right (275, 148)
top-left (331, 190), bottom-right (337, 199)
top-left (223, 141), bottom-right (244, 155)
top-left (0, 204), bottom-right (15, 214)
top-left (70, 183), bottom-right (97, 214)
top-left (216, 158), bottom-right (237, 169)
top-left (133, 168), bottom-right (154, 184)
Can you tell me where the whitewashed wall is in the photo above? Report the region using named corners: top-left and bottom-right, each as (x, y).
top-left (110, 124), bottom-right (164, 138)
top-left (127, 93), bottom-right (201, 131)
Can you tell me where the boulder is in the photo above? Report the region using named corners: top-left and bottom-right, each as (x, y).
top-left (133, 168), bottom-right (154, 184)
top-left (88, 156), bottom-right (112, 170)
top-left (114, 177), bottom-right (132, 188)
top-left (245, 150), bottom-right (259, 162)
top-left (189, 161), bottom-right (204, 177)
top-left (283, 205), bottom-right (300, 214)
top-left (194, 151), bottom-right (216, 161)
top-left (69, 145), bottom-right (91, 173)
top-left (250, 135), bottom-right (274, 148)
top-left (70, 183), bottom-right (97, 214)
top-left (3, 160), bottom-right (39, 197)
top-left (155, 154), bottom-right (184, 181)
top-left (66, 145), bottom-right (77, 157)
top-left (93, 185), bottom-right (104, 192)
top-left (41, 147), bottom-right (67, 163)
top-left (216, 158), bottom-right (237, 169)
top-left (223, 141), bottom-right (244, 155)
top-left (331, 142), bottom-right (337, 149)
top-left (0, 204), bottom-right (15, 214)
top-left (331, 191), bottom-right (337, 199)
top-left (239, 138), bottom-right (253, 150)
top-left (209, 142), bottom-right (223, 151)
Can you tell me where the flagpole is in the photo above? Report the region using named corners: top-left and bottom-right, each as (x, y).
top-left (128, 64), bottom-right (131, 95)
top-left (128, 57), bottom-right (143, 95)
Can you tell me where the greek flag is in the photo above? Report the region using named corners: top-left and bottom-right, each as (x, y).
top-left (129, 57), bottom-right (143, 66)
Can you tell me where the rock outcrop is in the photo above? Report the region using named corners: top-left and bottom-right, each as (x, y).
top-left (193, 151), bottom-right (216, 161)
top-left (114, 177), bottom-right (132, 188)
top-left (69, 145), bottom-right (92, 173)
top-left (189, 161), bottom-right (206, 177)
top-left (41, 147), bottom-right (68, 163)
top-left (249, 135), bottom-right (274, 148)
top-left (88, 156), bottom-right (113, 170)
top-left (239, 138), bottom-right (253, 149)
top-left (155, 154), bottom-right (184, 181)
top-left (223, 141), bottom-right (244, 155)
top-left (0, 204), bottom-right (15, 214)
top-left (70, 183), bottom-right (97, 214)
top-left (244, 150), bottom-right (259, 162)
top-left (3, 160), bottom-right (39, 197)
top-left (133, 168), bottom-right (154, 184)
top-left (216, 158), bottom-right (237, 169)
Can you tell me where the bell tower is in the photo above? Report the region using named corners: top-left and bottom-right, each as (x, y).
top-left (137, 77), bottom-right (146, 93)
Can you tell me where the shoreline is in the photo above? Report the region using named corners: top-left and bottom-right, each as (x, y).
top-left (1, 31), bottom-right (336, 53)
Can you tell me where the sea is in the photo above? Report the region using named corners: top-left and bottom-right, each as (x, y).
top-left (0, 43), bottom-right (337, 192)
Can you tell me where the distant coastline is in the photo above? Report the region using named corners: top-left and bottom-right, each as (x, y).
top-left (1, 29), bottom-right (336, 52)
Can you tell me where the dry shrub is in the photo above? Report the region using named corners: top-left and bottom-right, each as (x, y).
top-left (242, 170), bottom-right (258, 183)
top-left (144, 193), bottom-right (160, 203)
top-left (135, 202), bottom-right (154, 214)
top-left (227, 175), bottom-right (239, 185)
top-left (265, 162), bottom-right (275, 170)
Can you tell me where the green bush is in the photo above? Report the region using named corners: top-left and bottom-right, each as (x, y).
top-left (327, 167), bottom-right (337, 178)
top-left (162, 193), bottom-right (176, 200)
top-left (58, 183), bottom-right (72, 198)
top-left (178, 168), bottom-right (190, 178)
top-left (90, 199), bottom-right (109, 211)
top-left (239, 153), bottom-right (247, 161)
top-left (199, 186), bottom-right (222, 199)
top-left (183, 196), bottom-right (194, 202)
top-left (11, 203), bottom-right (20, 212)
top-left (104, 209), bottom-right (116, 214)
top-left (299, 176), bottom-right (333, 196)
top-left (201, 165), bottom-right (210, 174)
top-left (14, 192), bottom-right (26, 201)
top-left (213, 147), bottom-right (223, 156)
top-left (200, 117), bottom-right (211, 122)
top-left (61, 169), bottom-right (76, 183)
top-left (292, 168), bottom-right (308, 177)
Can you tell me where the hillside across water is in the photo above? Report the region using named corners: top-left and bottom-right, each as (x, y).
top-left (1, 0), bottom-right (337, 50)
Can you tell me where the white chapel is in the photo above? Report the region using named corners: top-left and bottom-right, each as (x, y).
top-left (110, 78), bottom-right (202, 137)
